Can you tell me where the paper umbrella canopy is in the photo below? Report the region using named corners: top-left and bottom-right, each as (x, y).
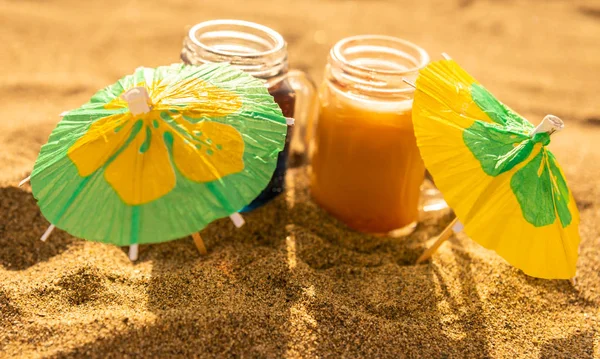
top-left (29, 63), bottom-right (288, 256)
top-left (412, 57), bottom-right (580, 279)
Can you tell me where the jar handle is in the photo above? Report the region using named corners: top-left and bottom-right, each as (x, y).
top-left (284, 70), bottom-right (318, 165)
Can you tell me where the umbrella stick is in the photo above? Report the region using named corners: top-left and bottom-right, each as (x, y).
top-left (416, 217), bottom-right (459, 264)
top-left (229, 213), bottom-right (245, 228)
top-left (19, 176), bottom-right (31, 187)
top-left (128, 244), bottom-right (139, 261)
top-left (40, 224), bottom-right (55, 242)
top-left (191, 213), bottom-right (244, 255)
top-left (192, 232), bottom-right (208, 256)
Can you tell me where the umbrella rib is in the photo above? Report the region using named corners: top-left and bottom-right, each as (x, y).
top-left (542, 149), bottom-right (571, 273)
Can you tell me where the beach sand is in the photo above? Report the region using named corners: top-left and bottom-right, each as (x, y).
top-left (1, 0), bottom-right (600, 357)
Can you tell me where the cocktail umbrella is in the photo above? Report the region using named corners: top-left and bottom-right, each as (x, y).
top-left (25, 63), bottom-right (288, 260)
top-left (411, 55), bottom-right (580, 279)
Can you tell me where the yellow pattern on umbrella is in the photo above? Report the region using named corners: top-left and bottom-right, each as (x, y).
top-left (68, 78), bottom-right (245, 205)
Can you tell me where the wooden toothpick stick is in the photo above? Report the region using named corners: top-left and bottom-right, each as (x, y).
top-left (192, 232), bottom-right (208, 256)
top-left (416, 217), bottom-right (459, 264)
top-left (191, 213), bottom-right (244, 255)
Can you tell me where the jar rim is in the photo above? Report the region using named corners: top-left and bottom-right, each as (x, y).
top-left (331, 35), bottom-right (430, 76)
top-left (187, 19), bottom-right (286, 58)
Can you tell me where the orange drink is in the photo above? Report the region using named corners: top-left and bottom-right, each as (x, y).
top-left (310, 35), bottom-right (429, 234)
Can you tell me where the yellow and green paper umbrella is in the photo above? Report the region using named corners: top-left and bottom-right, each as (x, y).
top-left (28, 63), bottom-right (288, 259)
top-left (412, 56), bottom-right (580, 279)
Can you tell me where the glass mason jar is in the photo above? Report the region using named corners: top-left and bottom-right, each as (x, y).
top-left (311, 35), bottom-right (443, 235)
top-left (181, 19), bottom-right (317, 211)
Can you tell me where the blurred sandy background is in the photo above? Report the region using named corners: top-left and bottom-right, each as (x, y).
top-left (1, 0), bottom-right (600, 357)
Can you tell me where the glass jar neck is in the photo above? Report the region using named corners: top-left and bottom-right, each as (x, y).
top-left (326, 35), bottom-right (429, 101)
top-left (181, 19), bottom-right (289, 79)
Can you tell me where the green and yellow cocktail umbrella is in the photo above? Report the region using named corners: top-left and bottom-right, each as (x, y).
top-left (412, 55), bottom-right (580, 279)
top-left (24, 63), bottom-right (288, 260)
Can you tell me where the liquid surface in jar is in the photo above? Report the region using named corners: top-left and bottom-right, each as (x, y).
top-left (310, 82), bottom-right (425, 233)
top-left (242, 78), bottom-right (296, 211)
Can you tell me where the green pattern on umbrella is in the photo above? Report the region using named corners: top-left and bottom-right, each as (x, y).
top-left (511, 150), bottom-right (572, 227)
top-left (462, 83), bottom-right (571, 228)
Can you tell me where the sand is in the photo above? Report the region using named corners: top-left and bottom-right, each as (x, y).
top-left (1, 0), bottom-right (600, 357)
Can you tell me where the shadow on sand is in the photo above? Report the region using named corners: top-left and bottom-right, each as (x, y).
top-left (47, 169), bottom-right (500, 358)
top-left (539, 330), bottom-right (595, 359)
top-left (0, 186), bottom-right (78, 271)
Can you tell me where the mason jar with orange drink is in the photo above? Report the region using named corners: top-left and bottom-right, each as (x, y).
top-left (310, 35), bottom-right (431, 234)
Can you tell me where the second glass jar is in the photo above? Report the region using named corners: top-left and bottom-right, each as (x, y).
top-left (181, 19), bottom-right (316, 211)
top-left (311, 35), bottom-right (430, 234)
